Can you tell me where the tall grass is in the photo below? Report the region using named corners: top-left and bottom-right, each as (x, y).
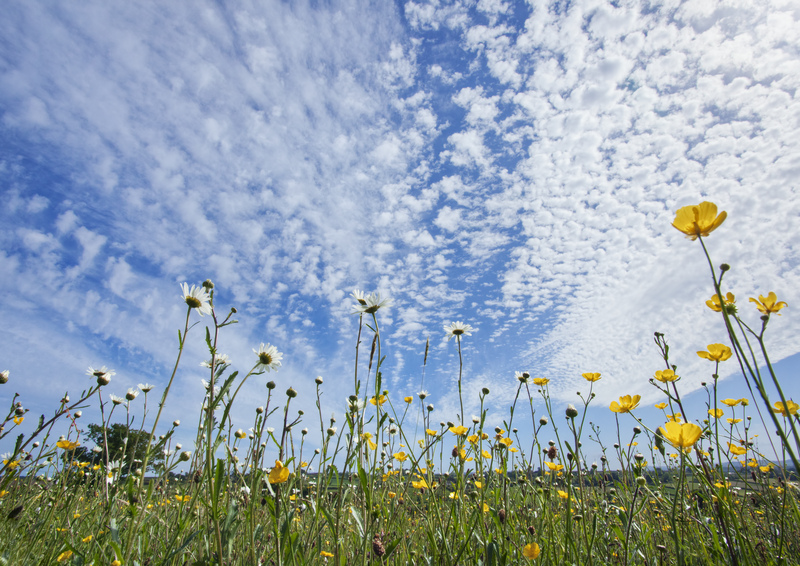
top-left (0, 202), bottom-right (798, 565)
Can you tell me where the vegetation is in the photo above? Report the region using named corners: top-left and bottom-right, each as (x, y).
top-left (0, 201), bottom-right (798, 565)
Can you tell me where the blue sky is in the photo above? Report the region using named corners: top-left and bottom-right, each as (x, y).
top-left (1, 0), bottom-right (799, 465)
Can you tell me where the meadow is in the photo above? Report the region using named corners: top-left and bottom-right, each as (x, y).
top-left (1, 202), bottom-right (798, 565)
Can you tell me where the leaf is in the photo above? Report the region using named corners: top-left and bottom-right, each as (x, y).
top-left (349, 506), bottom-right (364, 538)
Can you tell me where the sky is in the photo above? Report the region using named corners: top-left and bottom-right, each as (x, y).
top-left (1, 0), bottom-right (799, 467)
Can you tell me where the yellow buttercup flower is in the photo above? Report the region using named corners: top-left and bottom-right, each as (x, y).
top-left (370, 395), bottom-right (387, 406)
top-left (545, 462), bottom-right (564, 472)
top-left (56, 439), bottom-right (80, 450)
top-left (659, 421), bottom-right (702, 449)
top-left (772, 400), bottom-right (799, 417)
top-left (320, 550), bottom-right (334, 558)
top-left (727, 418), bottom-right (742, 424)
top-left (728, 443), bottom-right (747, 456)
top-left (654, 402), bottom-right (667, 410)
top-left (361, 432), bottom-right (377, 450)
top-left (749, 292), bottom-right (787, 316)
top-left (706, 292), bottom-right (735, 312)
top-left (449, 425), bottom-right (468, 436)
top-left (610, 395), bottom-right (641, 413)
top-left (672, 201), bottom-right (727, 240)
top-left (697, 344), bottom-right (732, 362)
top-left (268, 460), bottom-right (290, 484)
top-left (175, 495), bottom-right (191, 502)
top-left (557, 490), bottom-right (569, 500)
top-left (708, 408), bottom-right (723, 418)
top-left (532, 377), bottom-right (549, 386)
top-left (426, 428), bottom-right (437, 437)
top-left (82, 535), bottom-right (93, 543)
top-left (499, 437), bottom-right (513, 448)
top-left (666, 413), bottom-right (682, 423)
top-left (523, 542), bottom-right (541, 560)
top-left (481, 450), bottom-right (491, 459)
top-left (654, 369), bottom-right (678, 383)
top-left (412, 477), bottom-right (429, 489)
top-left (57, 550), bottom-right (73, 562)
top-left (393, 452), bottom-right (408, 462)
top-left (720, 398), bottom-right (741, 407)
top-left (404, 396), bottom-right (413, 403)
top-left (582, 372), bottom-right (601, 382)
top-left (13, 416), bottom-right (23, 425)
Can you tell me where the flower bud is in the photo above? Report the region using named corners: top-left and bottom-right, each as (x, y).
top-left (176, 444), bottom-right (182, 450)
top-left (636, 476), bottom-right (646, 487)
top-left (633, 426), bottom-right (641, 435)
top-left (74, 411), bottom-right (82, 419)
top-left (482, 387), bottom-right (490, 395)
top-left (286, 387), bottom-right (297, 398)
top-left (565, 404), bottom-right (579, 418)
top-left (15, 407), bottom-right (25, 417)
top-left (97, 374), bottom-right (110, 386)
top-left (302, 428), bottom-right (308, 435)
top-left (0, 370), bottom-right (8, 384)
top-left (539, 417), bottom-right (548, 426)
top-left (173, 420), bottom-right (180, 427)
top-left (267, 381), bottom-right (276, 390)
top-left (315, 376), bottom-right (324, 385)
top-left (427, 404), bottom-right (434, 412)
top-left (179, 451), bottom-right (191, 462)
top-left (720, 264), bottom-right (730, 272)
top-left (202, 279), bottom-right (214, 289)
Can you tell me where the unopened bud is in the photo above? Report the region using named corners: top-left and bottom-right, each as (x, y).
top-left (180, 451), bottom-right (191, 462)
top-left (565, 404), bottom-right (578, 418)
top-left (286, 387), bottom-right (297, 398)
top-left (267, 381), bottom-right (276, 390)
top-left (315, 376), bottom-right (324, 385)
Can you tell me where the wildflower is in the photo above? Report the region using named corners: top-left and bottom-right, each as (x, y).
top-left (138, 383), bottom-right (154, 393)
top-left (125, 388), bottom-right (139, 401)
top-left (57, 439), bottom-right (79, 450)
top-left (545, 462), bottom-right (564, 472)
top-left (444, 321), bottom-right (474, 340)
top-left (481, 449), bottom-right (491, 458)
top-left (654, 369), bottom-right (678, 383)
top-left (749, 292), bottom-right (787, 316)
top-left (0, 370), bottom-right (8, 384)
top-left (728, 443), bottom-right (747, 456)
top-left (347, 397), bottom-right (366, 412)
top-left (234, 429), bottom-right (247, 439)
top-left (721, 398), bottom-right (741, 407)
top-left (82, 535), bottom-right (93, 543)
top-left (582, 372), bottom-right (601, 382)
top-left (516, 371), bottom-right (530, 383)
top-left (672, 201), bottom-right (727, 240)
top-left (557, 490), bottom-right (569, 500)
top-left (361, 432), bottom-right (377, 450)
top-left (708, 409), bottom-right (724, 418)
top-left (175, 495), bottom-right (191, 502)
top-left (532, 377), bottom-right (549, 386)
top-left (740, 398), bottom-right (749, 406)
top-left (499, 437), bottom-right (513, 448)
top-left (426, 428), bottom-right (437, 437)
top-left (772, 400), bottom-right (799, 417)
top-left (200, 354), bottom-right (231, 368)
top-left (253, 343), bottom-right (283, 372)
top-left (654, 402), bottom-right (667, 409)
top-left (370, 395), bottom-right (387, 406)
top-left (565, 404), bottom-right (579, 418)
top-left (320, 550), bottom-right (334, 558)
top-left (180, 282), bottom-right (212, 316)
top-left (697, 344), bottom-right (732, 362)
top-left (393, 452), bottom-right (408, 462)
top-left (706, 292), bottom-right (736, 312)
top-left (449, 425), bottom-right (468, 436)
top-left (727, 418), bottom-right (742, 424)
top-left (523, 543), bottom-right (541, 560)
top-left (351, 290), bottom-right (391, 314)
top-left (269, 460), bottom-right (290, 484)
top-left (13, 416), bottom-right (23, 425)
top-left (610, 395), bottom-right (641, 414)
top-left (404, 396), bottom-right (413, 403)
top-left (659, 422), bottom-right (702, 449)
top-left (86, 366), bottom-right (115, 386)
top-left (412, 477), bottom-right (429, 489)
top-left (57, 550), bottom-right (73, 562)
top-left (417, 390), bottom-right (429, 400)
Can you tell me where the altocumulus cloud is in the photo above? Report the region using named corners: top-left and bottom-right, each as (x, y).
top-left (0, 0), bottom-right (798, 442)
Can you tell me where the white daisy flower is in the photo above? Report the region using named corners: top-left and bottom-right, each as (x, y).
top-left (351, 290), bottom-right (391, 314)
top-left (180, 283), bottom-right (212, 316)
top-left (253, 343), bottom-right (283, 372)
top-left (109, 394), bottom-right (126, 406)
top-left (200, 354), bottom-right (231, 369)
top-left (417, 390), bottom-right (429, 400)
top-left (138, 383), bottom-right (154, 393)
top-left (125, 388), bottom-right (139, 401)
top-left (444, 321), bottom-right (474, 340)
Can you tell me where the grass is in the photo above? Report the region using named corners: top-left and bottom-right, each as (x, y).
top-left (0, 201), bottom-right (799, 565)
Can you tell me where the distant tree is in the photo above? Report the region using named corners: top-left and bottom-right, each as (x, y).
top-left (72, 423), bottom-right (165, 474)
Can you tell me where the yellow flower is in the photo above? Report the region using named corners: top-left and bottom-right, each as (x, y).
top-left (654, 369), bottom-right (678, 383)
top-left (268, 460), bottom-right (290, 484)
top-left (582, 372), bottom-right (601, 382)
top-left (706, 292), bottom-right (736, 312)
top-left (57, 550), bottom-right (73, 562)
top-left (759, 465), bottom-right (772, 473)
top-left (672, 201), bottom-right (727, 240)
top-left (499, 437), bottom-right (513, 448)
top-left (557, 490), bottom-right (569, 500)
top-left (658, 421), bottom-right (702, 449)
top-left (728, 443), bottom-right (747, 456)
top-left (13, 416), bottom-right (23, 425)
top-left (404, 396), bottom-right (413, 403)
top-left (56, 439), bottom-right (80, 450)
top-left (697, 344), bottom-right (732, 362)
top-left (426, 428), bottom-right (437, 436)
top-left (474, 481), bottom-right (483, 488)
top-left (360, 432), bottom-right (377, 450)
top-left (523, 542), bottom-right (541, 560)
top-left (467, 434), bottom-right (479, 444)
top-left (370, 395), bottom-right (387, 406)
top-left (749, 292), bottom-right (787, 316)
top-left (545, 462), bottom-right (564, 472)
top-left (320, 550), bottom-right (334, 558)
top-left (720, 398), bottom-right (741, 407)
top-left (654, 402), bottom-right (667, 409)
top-left (726, 418), bottom-right (742, 424)
top-left (112, 561), bottom-right (122, 566)
top-left (82, 535), bottom-right (93, 543)
top-left (449, 425), bottom-right (468, 436)
top-left (412, 477), bottom-right (429, 489)
top-left (0, 490), bottom-right (7, 498)
top-left (772, 400), bottom-right (799, 417)
top-left (666, 413), bottom-right (682, 423)
top-left (175, 495), bottom-right (191, 502)
top-left (448, 492), bottom-right (459, 500)
top-left (740, 398), bottom-right (749, 406)
top-left (483, 502), bottom-right (490, 513)
top-left (610, 395), bottom-right (641, 413)
top-left (532, 377), bottom-right (549, 386)
top-left (393, 452), bottom-right (408, 462)
top-left (708, 408), bottom-right (723, 418)
top-left (481, 450), bottom-right (491, 459)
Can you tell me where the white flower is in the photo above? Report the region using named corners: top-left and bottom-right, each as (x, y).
top-left (347, 397), bottom-right (366, 412)
top-left (444, 321), bottom-right (474, 340)
top-left (417, 390), bottom-right (429, 400)
top-left (351, 290), bottom-right (391, 314)
top-left (0, 370), bottom-right (9, 384)
top-left (200, 354), bottom-right (231, 369)
top-left (180, 283), bottom-right (212, 316)
top-left (253, 343), bottom-right (283, 372)
top-left (87, 366), bottom-right (115, 385)
top-left (125, 388), bottom-right (139, 401)
top-left (109, 394), bottom-right (126, 406)
top-left (138, 383), bottom-right (154, 393)
top-left (515, 371), bottom-right (530, 383)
